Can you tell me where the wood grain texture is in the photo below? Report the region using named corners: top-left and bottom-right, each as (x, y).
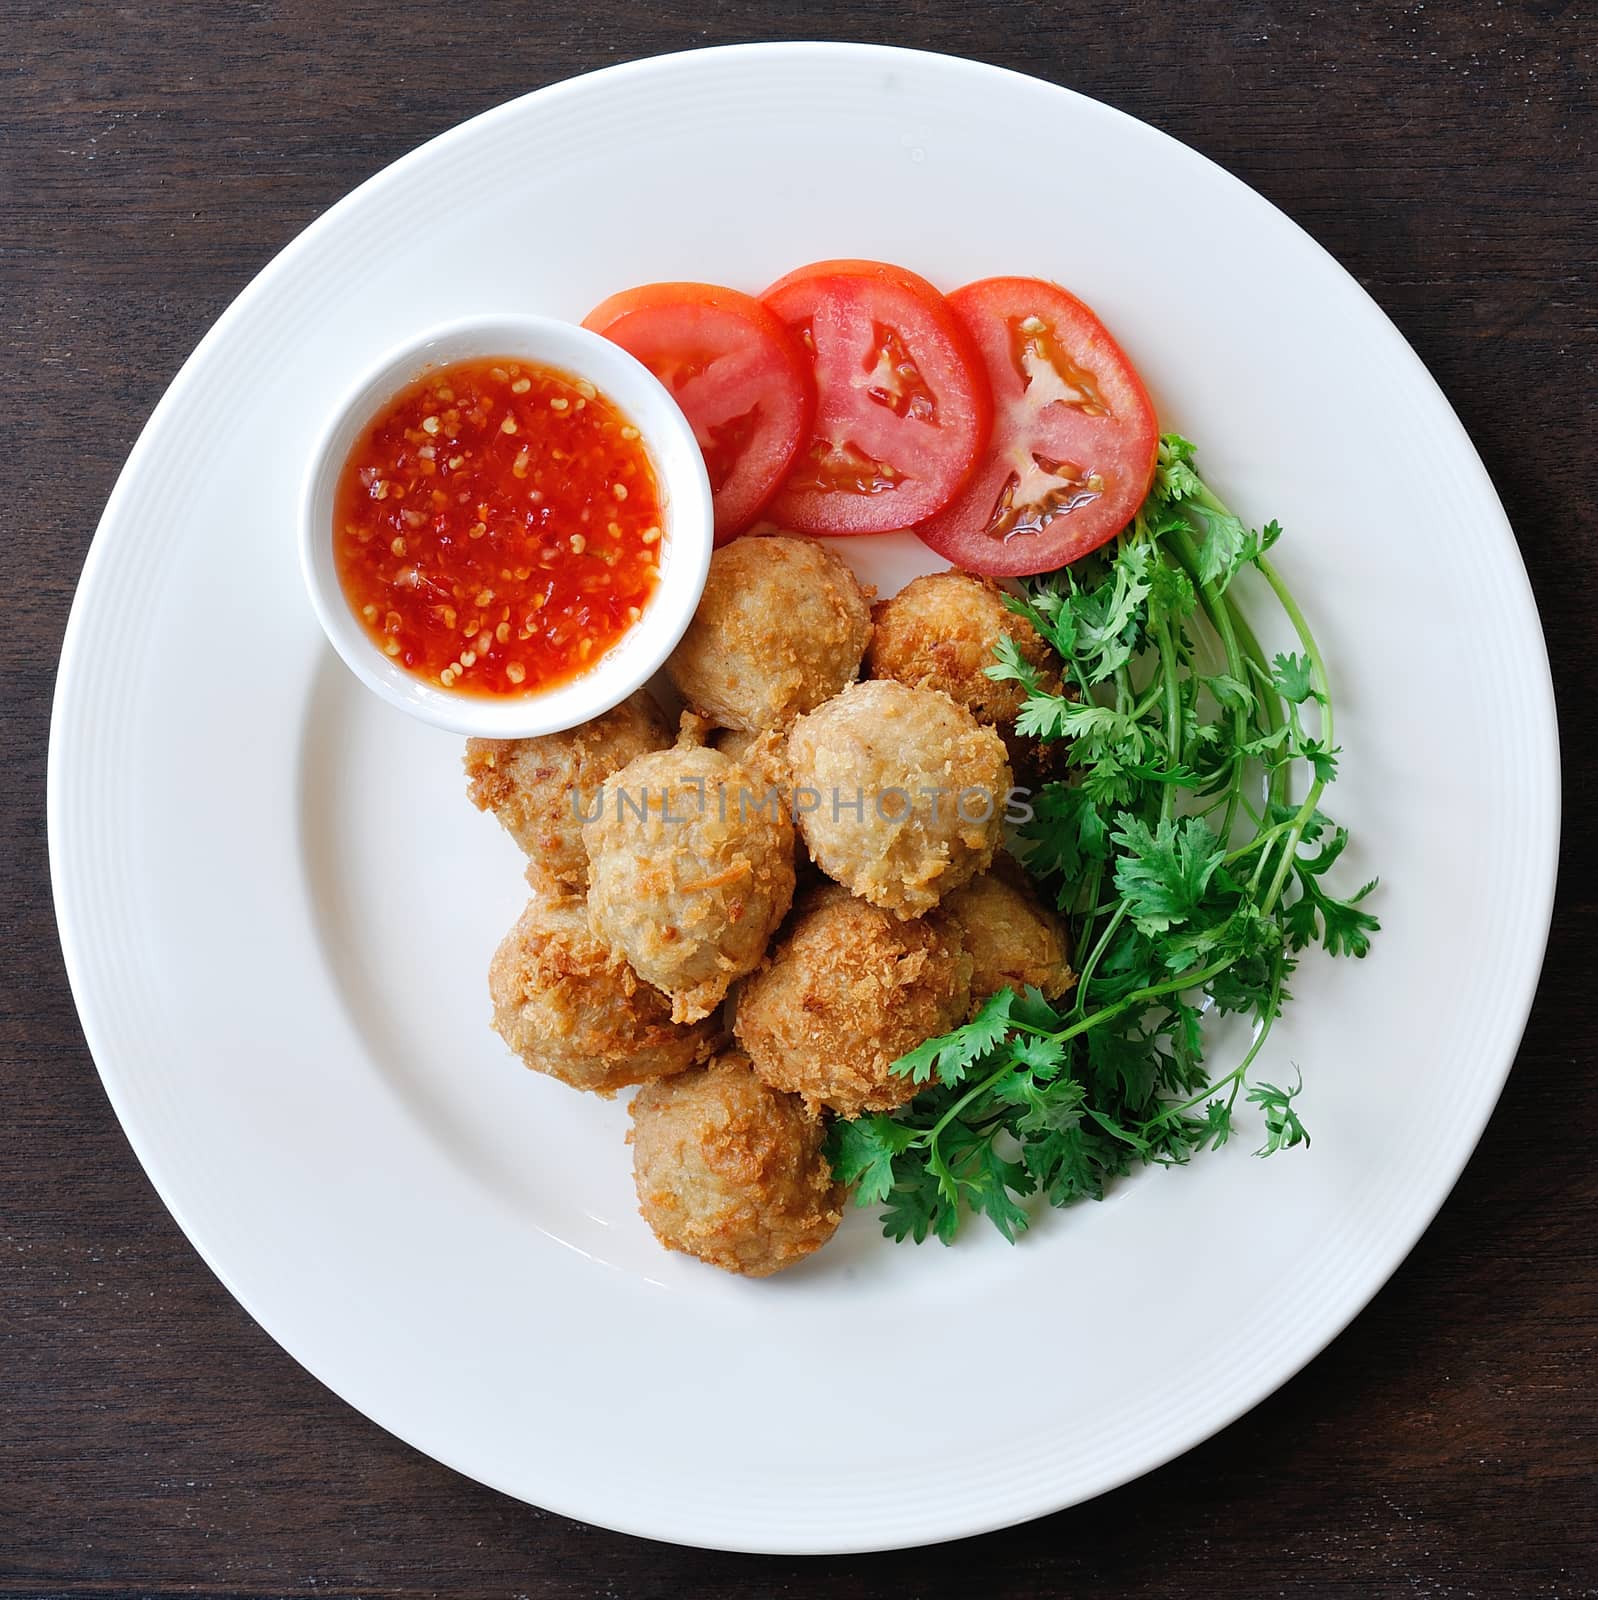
top-left (3, 1), bottom-right (1593, 1594)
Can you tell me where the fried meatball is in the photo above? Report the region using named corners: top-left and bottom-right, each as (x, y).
top-left (943, 860), bottom-right (1077, 1005)
top-left (786, 679), bottom-right (1012, 918)
top-left (583, 742), bottom-right (795, 1023)
top-left (488, 898), bottom-right (715, 1096)
top-left (629, 1051), bottom-right (843, 1277)
top-left (464, 691), bottom-right (671, 893)
top-left (866, 570), bottom-right (1065, 782)
top-left (733, 886), bottom-right (973, 1118)
top-left (664, 534), bottom-right (873, 733)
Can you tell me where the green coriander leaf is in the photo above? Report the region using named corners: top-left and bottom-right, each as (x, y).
top-left (1286, 873), bottom-right (1381, 958)
top-left (1010, 985), bottom-right (1068, 1033)
top-left (1154, 918), bottom-right (1235, 971)
top-left (1159, 459), bottom-right (1203, 503)
top-left (1249, 1074), bottom-right (1311, 1155)
top-left (1213, 516), bottom-right (1283, 589)
top-left (1019, 783), bottom-right (1111, 883)
top-left (964, 1144), bottom-right (1033, 1242)
top-left (1052, 544), bottom-right (1153, 683)
top-left (1012, 1032), bottom-right (1067, 1078)
top-left (985, 632), bottom-right (1043, 694)
top-left (1028, 700), bottom-right (1140, 747)
top-left (1110, 813), bottom-right (1231, 935)
top-left (1013, 691), bottom-right (1079, 743)
top-left (1022, 1120), bottom-right (1129, 1206)
top-left (879, 1162), bottom-right (947, 1244)
top-left (892, 987), bottom-right (1015, 1086)
top-left (1282, 892), bottom-right (1320, 953)
top-left (1296, 825), bottom-right (1351, 877)
top-left (927, 1139), bottom-right (965, 1207)
top-left (1120, 757), bottom-right (1204, 788)
top-left (828, 1115), bottom-right (915, 1206)
top-left (1299, 738), bottom-right (1340, 784)
top-left (1078, 749), bottom-right (1138, 807)
top-left (1148, 559), bottom-right (1197, 624)
top-left (1091, 922), bottom-right (1167, 1001)
top-left (1240, 724), bottom-right (1294, 764)
top-left (1165, 999), bottom-right (1207, 1075)
top-left (1195, 506), bottom-right (1248, 590)
top-left (1202, 1097), bottom-right (1233, 1150)
top-left (1205, 909), bottom-right (1289, 1018)
top-left (1086, 1021), bottom-right (1161, 1110)
top-left (1008, 585), bottom-right (1079, 659)
top-left (1154, 434), bottom-right (1200, 501)
top-left (1140, 1108), bottom-right (1212, 1165)
top-left (1269, 802), bottom-right (1334, 844)
top-left (1086, 1104), bottom-right (1152, 1153)
top-left (994, 1070), bottom-right (1087, 1135)
top-left (1271, 651), bottom-right (1317, 704)
top-left (1205, 672), bottom-right (1256, 715)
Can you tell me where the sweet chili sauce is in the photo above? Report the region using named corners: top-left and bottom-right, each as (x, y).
top-left (333, 358), bottom-right (663, 696)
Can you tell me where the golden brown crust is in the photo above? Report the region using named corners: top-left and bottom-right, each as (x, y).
top-left (711, 725), bottom-right (792, 798)
top-left (733, 885), bottom-right (973, 1118)
top-left (629, 1051), bottom-right (844, 1277)
top-left (583, 742), bottom-right (796, 1023)
top-left (665, 534), bottom-right (873, 733)
top-left (786, 679), bottom-right (1013, 918)
top-left (711, 724), bottom-right (818, 884)
top-left (463, 691), bottom-right (671, 893)
top-left (865, 570), bottom-right (1066, 785)
top-left (942, 859), bottom-right (1077, 1006)
top-left (488, 898), bottom-right (716, 1096)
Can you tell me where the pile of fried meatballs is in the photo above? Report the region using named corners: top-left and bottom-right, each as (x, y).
top-left (465, 535), bottom-right (1077, 1277)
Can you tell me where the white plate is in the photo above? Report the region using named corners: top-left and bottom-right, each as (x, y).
top-left (48, 43), bottom-right (1559, 1554)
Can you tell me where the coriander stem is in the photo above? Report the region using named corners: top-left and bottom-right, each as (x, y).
top-left (1070, 901), bottom-right (1129, 1014)
top-left (1255, 555), bottom-right (1334, 914)
top-left (1155, 614), bottom-right (1183, 824)
top-left (1224, 814), bottom-right (1302, 865)
top-left (1217, 587), bottom-right (1290, 812)
top-left (1257, 556), bottom-right (1333, 756)
top-left (920, 1057), bottom-right (1026, 1150)
top-left (1073, 859), bottom-right (1106, 975)
top-left (1167, 526), bottom-right (1251, 843)
top-left (1053, 954), bottom-right (1237, 1047)
top-left (1129, 677), bottom-right (1164, 720)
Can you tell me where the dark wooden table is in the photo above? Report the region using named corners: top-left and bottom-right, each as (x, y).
top-left (5, 2), bottom-right (1594, 1595)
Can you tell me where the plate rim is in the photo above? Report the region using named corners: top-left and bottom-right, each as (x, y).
top-left (47, 40), bottom-right (1562, 1554)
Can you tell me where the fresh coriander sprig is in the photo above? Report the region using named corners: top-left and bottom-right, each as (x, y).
top-left (828, 435), bottom-right (1378, 1244)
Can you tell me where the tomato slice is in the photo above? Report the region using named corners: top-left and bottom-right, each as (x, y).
top-left (760, 260), bottom-right (991, 536)
top-left (913, 277), bottom-right (1159, 576)
top-left (583, 282), bottom-right (814, 543)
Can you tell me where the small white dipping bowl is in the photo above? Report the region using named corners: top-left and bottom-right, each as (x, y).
top-left (299, 314), bottom-right (713, 738)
